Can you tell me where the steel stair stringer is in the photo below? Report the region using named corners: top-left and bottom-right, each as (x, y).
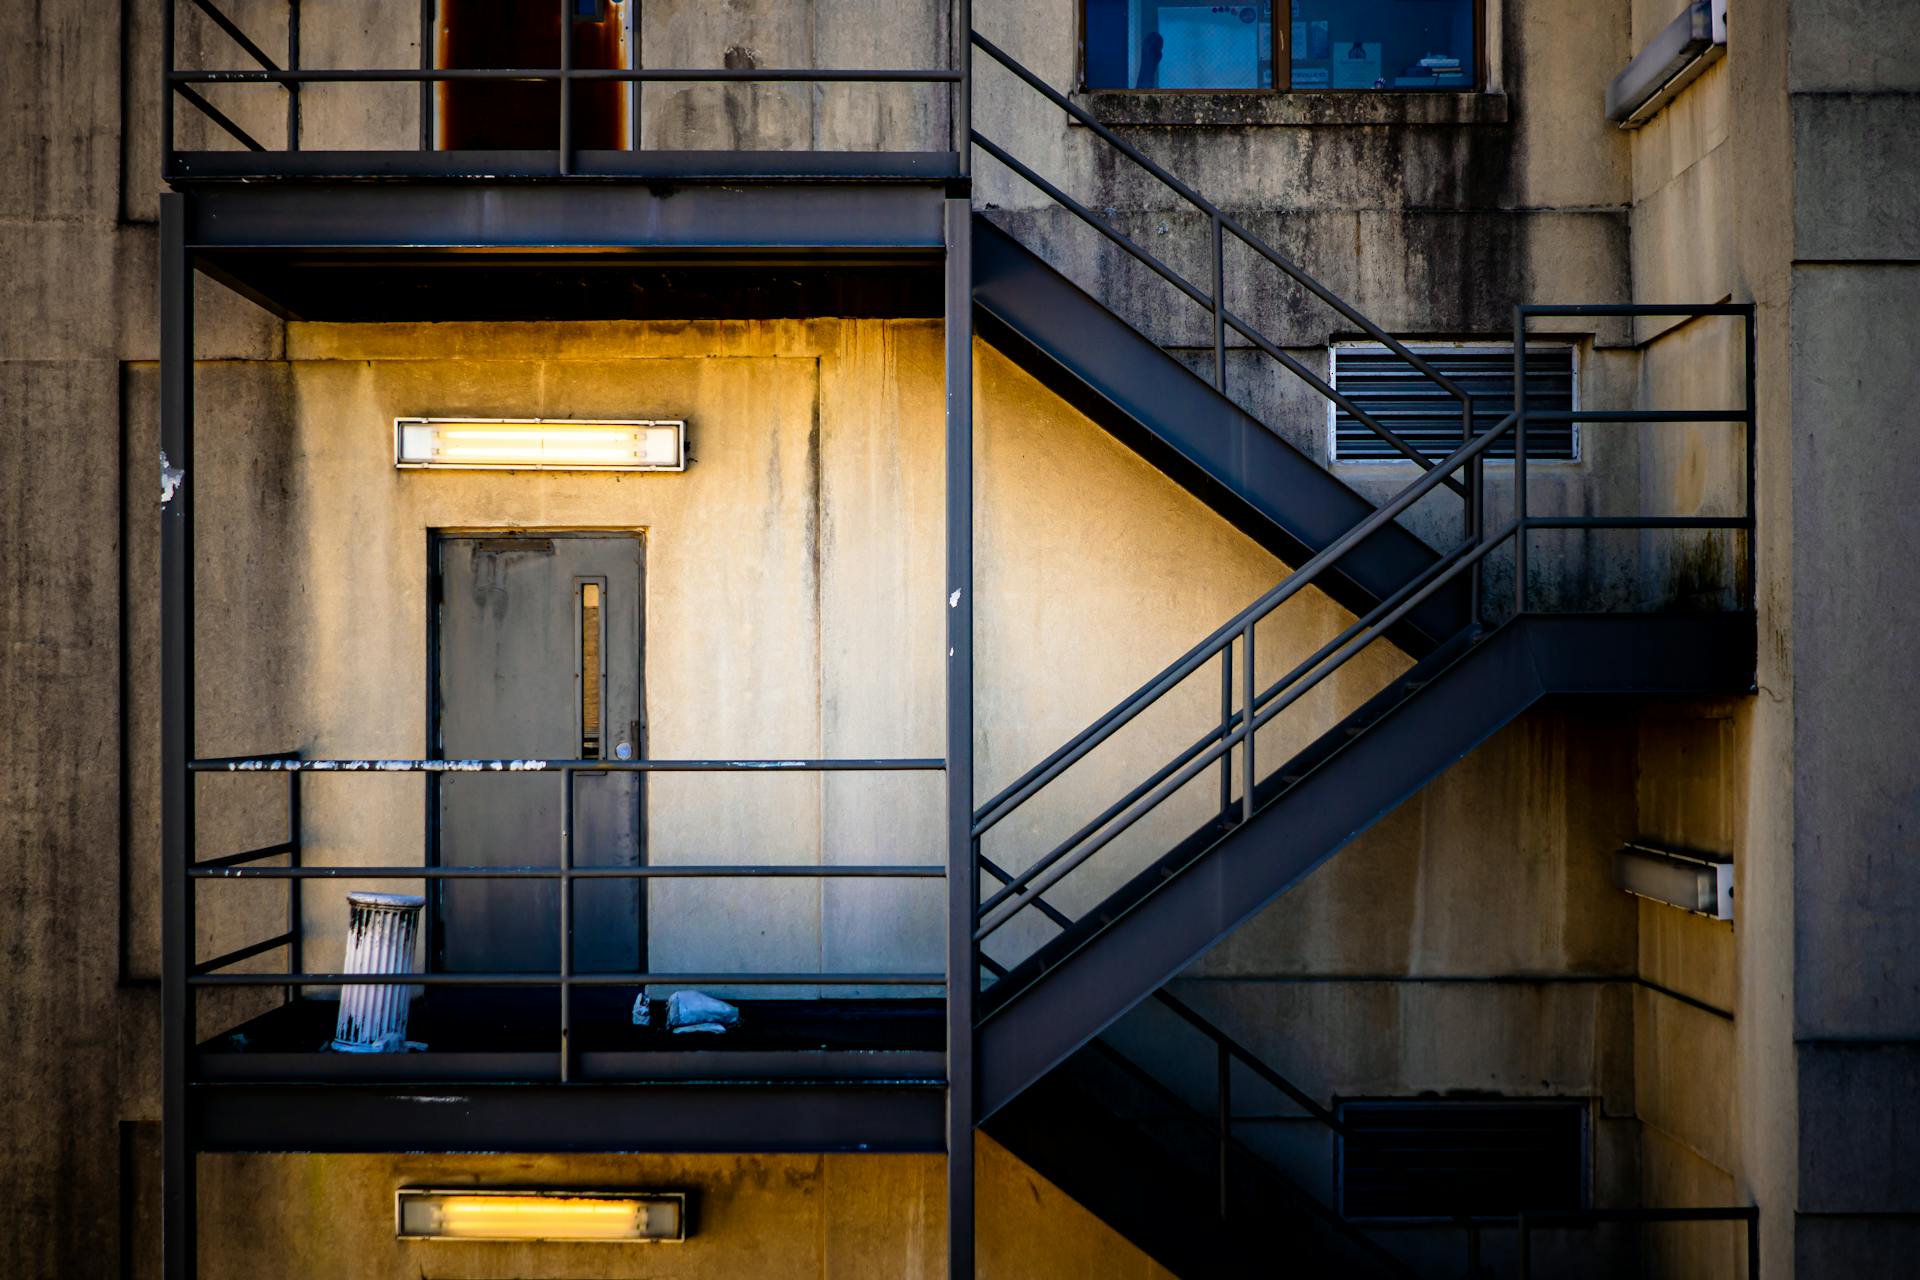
top-left (976, 612), bottom-right (1756, 1119)
top-left (971, 212), bottom-right (1468, 656)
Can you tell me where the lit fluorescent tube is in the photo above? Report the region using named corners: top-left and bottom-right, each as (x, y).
top-left (396, 1189), bottom-right (687, 1242)
top-left (1612, 843), bottom-right (1734, 920)
top-left (395, 418), bottom-right (687, 472)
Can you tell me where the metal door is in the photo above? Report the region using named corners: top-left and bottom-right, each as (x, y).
top-left (434, 533), bottom-right (644, 973)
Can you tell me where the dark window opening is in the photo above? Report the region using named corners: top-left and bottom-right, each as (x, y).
top-left (1338, 1100), bottom-right (1589, 1220)
top-left (1083, 0), bottom-right (1479, 92)
top-left (436, 0), bottom-right (631, 150)
top-left (1331, 343), bottom-right (1578, 463)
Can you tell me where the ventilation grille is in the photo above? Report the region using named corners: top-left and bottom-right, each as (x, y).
top-left (1331, 344), bottom-right (1577, 463)
top-left (1337, 1100), bottom-right (1589, 1220)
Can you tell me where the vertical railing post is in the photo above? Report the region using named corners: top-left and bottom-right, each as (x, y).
top-left (162, 0), bottom-right (177, 173)
top-left (418, 0), bottom-right (434, 151)
top-left (1216, 1040), bottom-right (1231, 1220)
top-left (285, 0), bottom-right (301, 151)
top-left (943, 196), bottom-right (976, 1280)
top-left (1217, 642), bottom-right (1233, 824)
top-left (1513, 308), bottom-right (1529, 618)
top-left (1747, 1208), bottom-right (1760, 1280)
top-left (558, 0), bottom-right (573, 175)
top-left (559, 766), bottom-right (574, 1082)
top-left (159, 192), bottom-right (197, 1280)
top-left (1239, 626), bottom-right (1255, 824)
top-left (630, 0), bottom-right (643, 152)
top-left (1466, 391), bottom-right (1482, 622)
top-left (1743, 307), bottom-right (1757, 611)
top-left (957, 0), bottom-right (972, 176)
top-left (285, 768), bottom-right (302, 1003)
top-left (1211, 214), bottom-right (1226, 394)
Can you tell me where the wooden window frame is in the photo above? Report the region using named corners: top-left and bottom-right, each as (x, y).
top-left (1078, 0), bottom-right (1487, 95)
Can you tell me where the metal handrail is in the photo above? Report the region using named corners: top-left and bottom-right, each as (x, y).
top-left (191, 754), bottom-right (953, 1083)
top-left (166, 0), bottom-right (967, 169)
top-left (974, 308), bottom-right (1753, 946)
top-left (973, 405), bottom-right (1517, 850)
top-left (968, 29), bottom-right (1477, 492)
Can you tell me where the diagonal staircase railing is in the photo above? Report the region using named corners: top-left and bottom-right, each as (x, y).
top-left (968, 292), bottom-right (1755, 988)
top-left (969, 30), bottom-right (1480, 518)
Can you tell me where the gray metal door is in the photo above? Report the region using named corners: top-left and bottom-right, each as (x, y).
top-left (434, 533), bottom-right (644, 973)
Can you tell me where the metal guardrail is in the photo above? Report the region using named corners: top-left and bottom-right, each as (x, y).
top-left (164, 0), bottom-right (969, 175)
top-left (971, 301), bottom-right (1755, 953)
top-left (969, 31), bottom-right (1478, 513)
top-left (189, 753), bottom-right (947, 1083)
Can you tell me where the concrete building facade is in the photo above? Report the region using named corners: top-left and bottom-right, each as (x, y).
top-left (1, 1), bottom-right (1915, 1277)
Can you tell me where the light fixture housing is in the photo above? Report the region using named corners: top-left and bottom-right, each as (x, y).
top-left (1604, 0), bottom-right (1727, 128)
top-left (1612, 843), bottom-right (1734, 920)
top-left (396, 1189), bottom-right (687, 1243)
top-left (395, 417), bottom-right (688, 472)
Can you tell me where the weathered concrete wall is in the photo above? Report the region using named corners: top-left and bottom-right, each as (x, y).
top-left (1779, 0), bottom-right (1920, 1270)
top-left (15, 0), bottom-right (1905, 1277)
top-left (120, 1137), bottom-right (1172, 1279)
top-left (118, 320), bottom-right (1401, 995)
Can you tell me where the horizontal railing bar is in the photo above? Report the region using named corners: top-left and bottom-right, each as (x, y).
top-left (971, 131), bottom-right (1213, 313)
top-left (191, 971), bottom-right (946, 987)
top-left (968, 29), bottom-right (1467, 406)
top-left (192, 840), bottom-right (294, 870)
top-left (1527, 409), bottom-right (1747, 423)
top-left (1519, 1207), bottom-right (1758, 1226)
top-left (189, 756), bottom-right (943, 773)
top-left (973, 410), bottom-right (1520, 838)
top-left (192, 863), bottom-right (945, 880)
top-left (171, 67), bottom-right (961, 84)
top-left (186, 0), bottom-right (282, 74)
top-left (173, 85), bottom-right (267, 152)
top-left (192, 931), bottom-right (295, 976)
top-left (1518, 303), bottom-right (1754, 318)
top-left (1526, 515), bottom-right (1749, 530)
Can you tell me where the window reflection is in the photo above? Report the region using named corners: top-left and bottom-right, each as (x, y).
top-left (1086, 2), bottom-right (1277, 91)
top-left (1289, 0), bottom-right (1474, 90)
top-left (1084, 0), bottom-right (1476, 92)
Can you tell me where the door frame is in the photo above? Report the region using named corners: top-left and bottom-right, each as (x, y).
top-left (424, 527), bottom-right (650, 973)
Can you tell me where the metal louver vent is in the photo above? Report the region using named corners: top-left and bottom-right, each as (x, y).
top-left (1337, 1100), bottom-right (1589, 1220)
top-left (1330, 344), bottom-right (1578, 463)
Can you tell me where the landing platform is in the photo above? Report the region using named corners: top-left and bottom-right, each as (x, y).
top-left (191, 995), bottom-right (947, 1154)
top-left (171, 156), bottom-right (959, 322)
top-left (200, 992), bottom-right (945, 1083)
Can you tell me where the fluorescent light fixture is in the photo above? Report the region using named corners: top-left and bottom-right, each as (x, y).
top-left (1604, 0), bottom-right (1727, 127)
top-left (396, 1189), bottom-right (687, 1242)
top-left (395, 418), bottom-right (687, 472)
top-left (1612, 843), bottom-right (1734, 920)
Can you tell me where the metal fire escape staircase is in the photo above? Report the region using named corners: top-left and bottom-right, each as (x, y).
top-left (956, 30), bottom-right (1758, 1275)
top-left (155, 3), bottom-right (1759, 1275)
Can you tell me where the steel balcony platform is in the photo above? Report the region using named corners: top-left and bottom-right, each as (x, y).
top-left (170, 161), bottom-right (958, 322)
top-left (191, 994), bottom-right (946, 1153)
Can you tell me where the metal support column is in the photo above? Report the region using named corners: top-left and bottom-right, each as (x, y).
top-left (943, 195), bottom-right (975, 1280)
top-left (159, 193), bottom-right (197, 1280)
